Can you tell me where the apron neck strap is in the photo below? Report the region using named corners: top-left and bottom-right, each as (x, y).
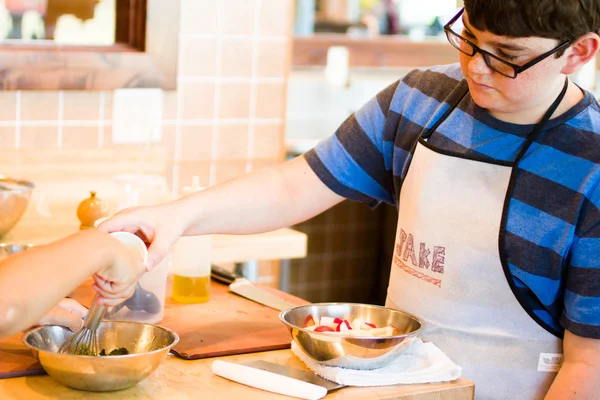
top-left (514, 77), bottom-right (569, 163)
top-left (422, 81), bottom-right (469, 140)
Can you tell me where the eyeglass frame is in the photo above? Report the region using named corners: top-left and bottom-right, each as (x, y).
top-left (443, 8), bottom-right (572, 79)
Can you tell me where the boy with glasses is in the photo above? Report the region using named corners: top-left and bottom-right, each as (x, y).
top-left (98, 1), bottom-right (600, 398)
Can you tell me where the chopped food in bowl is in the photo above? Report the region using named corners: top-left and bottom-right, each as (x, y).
top-left (99, 347), bottom-right (129, 356)
top-left (280, 303), bottom-right (423, 370)
top-left (303, 314), bottom-right (399, 336)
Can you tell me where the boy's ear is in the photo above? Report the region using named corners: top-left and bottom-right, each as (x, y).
top-left (562, 33), bottom-right (600, 75)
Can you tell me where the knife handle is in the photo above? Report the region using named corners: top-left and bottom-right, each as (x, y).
top-left (212, 360), bottom-right (326, 400)
top-left (210, 264), bottom-right (241, 284)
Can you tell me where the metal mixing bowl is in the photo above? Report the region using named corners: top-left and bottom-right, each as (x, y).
top-left (280, 303), bottom-right (423, 370)
top-left (0, 175), bottom-right (34, 238)
top-left (22, 321), bottom-right (179, 392)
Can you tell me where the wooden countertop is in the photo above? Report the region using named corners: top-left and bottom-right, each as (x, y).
top-left (0, 272), bottom-right (474, 399)
top-left (0, 349), bottom-right (474, 399)
top-left (2, 203), bottom-right (307, 265)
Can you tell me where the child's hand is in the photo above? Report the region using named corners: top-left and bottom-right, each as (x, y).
top-left (34, 298), bottom-right (87, 332)
top-left (92, 237), bottom-right (146, 306)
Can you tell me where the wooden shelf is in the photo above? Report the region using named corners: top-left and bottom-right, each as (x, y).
top-left (293, 35), bottom-right (459, 68)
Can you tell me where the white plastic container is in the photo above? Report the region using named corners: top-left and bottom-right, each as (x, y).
top-left (94, 218), bottom-right (170, 324)
top-left (171, 176), bottom-right (212, 304)
top-left (114, 252), bottom-right (170, 323)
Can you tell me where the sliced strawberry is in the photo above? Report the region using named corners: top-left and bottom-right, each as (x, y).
top-left (364, 322), bottom-right (376, 329)
top-left (336, 320), bottom-right (352, 332)
top-left (314, 325), bottom-right (335, 332)
top-left (333, 317), bottom-right (343, 325)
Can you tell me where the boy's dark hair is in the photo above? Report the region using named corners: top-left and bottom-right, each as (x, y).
top-left (464, 0), bottom-right (599, 56)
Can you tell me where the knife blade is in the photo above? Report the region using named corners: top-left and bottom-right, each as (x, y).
top-left (243, 360), bottom-right (346, 392)
top-left (211, 265), bottom-right (298, 311)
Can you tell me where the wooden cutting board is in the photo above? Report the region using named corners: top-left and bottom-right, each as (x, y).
top-left (0, 278), bottom-right (307, 378)
top-left (163, 279), bottom-right (308, 359)
top-left (0, 334), bottom-right (44, 379)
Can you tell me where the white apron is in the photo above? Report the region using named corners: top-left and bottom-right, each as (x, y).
top-left (386, 81), bottom-right (568, 400)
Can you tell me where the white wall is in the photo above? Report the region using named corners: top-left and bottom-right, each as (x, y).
top-left (285, 67), bottom-right (410, 154)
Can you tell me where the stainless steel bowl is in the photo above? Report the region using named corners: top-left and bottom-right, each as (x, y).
top-left (22, 321), bottom-right (179, 392)
top-left (0, 175), bottom-right (34, 238)
top-left (280, 303), bottom-right (423, 370)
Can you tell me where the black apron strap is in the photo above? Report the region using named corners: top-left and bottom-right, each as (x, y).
top-left (422, 81), bottom-right (470, 140)
top-left (514, 77), bottom-right (569, 163)
top-left (499, 76), bottom-right (570, 339)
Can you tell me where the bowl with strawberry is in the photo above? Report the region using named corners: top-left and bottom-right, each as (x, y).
top-left (279, 303), bottom-right (423, 370)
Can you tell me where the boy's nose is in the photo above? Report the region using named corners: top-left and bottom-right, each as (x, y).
top-left (468, 52), bottom-right (492, 75)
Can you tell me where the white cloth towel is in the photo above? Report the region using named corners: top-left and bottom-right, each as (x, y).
top-left (291, 338), bottom-right (462, 386)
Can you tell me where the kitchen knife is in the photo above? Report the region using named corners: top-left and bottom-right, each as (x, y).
top-left (212, 360), bottom-right (327, 400)
top-left (211, 264), bottom-right (298, 311)
top-left (243, 360), bottom-right (346, 392)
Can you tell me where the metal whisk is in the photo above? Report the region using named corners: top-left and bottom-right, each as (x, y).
top-left (58, 294), bottom-right (106, 356)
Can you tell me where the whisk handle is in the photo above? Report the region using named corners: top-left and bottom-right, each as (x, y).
top-left (84, 295), bottom-right (106, 330)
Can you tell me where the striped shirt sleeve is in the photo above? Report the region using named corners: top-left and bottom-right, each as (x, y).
top-left (561, 181), bottom-right (600, 338)
top-left (304, 80), bottom-right (400, 207)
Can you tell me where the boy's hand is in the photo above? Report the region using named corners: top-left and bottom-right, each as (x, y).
top-left (97, 204), bottom-right (184, 272)
top-left (92, 237), bottom-right (146, 306)
top-left (34, 298), bottom-right (87, 332)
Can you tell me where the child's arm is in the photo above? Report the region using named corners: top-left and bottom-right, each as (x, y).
top-left (0, 229), bottom-right (144, 338)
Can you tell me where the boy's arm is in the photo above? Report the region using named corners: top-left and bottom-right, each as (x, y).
top-left (181, 155), bottom-right (346, 236)
top-left (545, 330), bottom-right (600, 399)
top-left (100, 156), bottom-right (346, 270)
top-left (0, 230), bottom-right (120, 338)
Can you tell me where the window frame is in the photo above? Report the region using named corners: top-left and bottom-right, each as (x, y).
top-left (0, 0), bottom-right (179, 90)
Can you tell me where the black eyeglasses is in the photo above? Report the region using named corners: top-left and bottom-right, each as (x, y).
top-left (444, 8), bottom-right (571, 78)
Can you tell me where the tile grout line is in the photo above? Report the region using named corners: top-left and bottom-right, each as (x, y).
top-left (181, 33), bottom-right (286, 41)
top-left (0, 118), bottom-right (282, 127)
top-left (172, 20), bottom-right (187, 195)
top-left (98, 92), bottom-right (105, 148)
top-left (57, 91), bottom-right (64, 148)
top-left (165, 118), bottom-right (283, 125)
top-left (245, 0), bottom-right (262, 173)
top-left (178, 77), bottom-right (285, 84)
top-left (209, 1), bottom-right (225, 187)
top-left (15, 91), bottom-right (21, 149)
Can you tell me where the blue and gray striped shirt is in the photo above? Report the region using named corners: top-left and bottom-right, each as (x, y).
top-left (305, 63), bottom-right (600, 339)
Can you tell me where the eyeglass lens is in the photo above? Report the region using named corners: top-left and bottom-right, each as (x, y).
top-left (446, 15), bottom-right (516, 78)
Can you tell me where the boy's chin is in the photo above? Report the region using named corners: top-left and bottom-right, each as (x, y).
top-left (470, 90), bottom-right (501, 111)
